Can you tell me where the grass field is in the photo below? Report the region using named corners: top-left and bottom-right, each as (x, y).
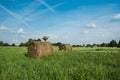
top-left (0, 46), bottom-right (120, 80)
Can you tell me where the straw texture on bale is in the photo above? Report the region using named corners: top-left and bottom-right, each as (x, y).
top-left (58, 44), bottom-right (72, 51)
top-left (28, 41), bottom-right (53, 58)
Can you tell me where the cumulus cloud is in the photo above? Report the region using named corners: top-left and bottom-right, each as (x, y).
top-left (0, 25), bottom-right (8, 30)
top-left (86, 23), bottom-right (96, 28)
top-left (83, 30), bottom-right (89, 34)
top-left (17, 28), bottom-right (25, 34)
top-left (112, 14), bottom-right (120, 21)
top-left (12, 39), bottom-right (20, 43)
top-left (48, 34), bottom-right (57, 40)
top-left (12, 39), bottom-right (20, 45)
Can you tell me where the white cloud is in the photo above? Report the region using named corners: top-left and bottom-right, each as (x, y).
top-left (36, 35), bottom-right (40, 38)
top-left (48, 34), bottom-right (57, 40)
top-left (86, 23), bottom-right (96, 28)
top-left (0, 25), bottom-right (8, 30)
top-left (112, 14), bottom-right (120, 20)
top-left (17, 28), bottom-right (25, 34)
top-left (12, 39), bottom-right (20, 45)
top-left (83, 30), bottom-right (89, 34)
top-left (12, 39), bottom-right (20, 43)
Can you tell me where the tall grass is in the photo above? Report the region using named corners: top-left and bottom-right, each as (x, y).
top-left (0, 46), bottom-right (120, 80)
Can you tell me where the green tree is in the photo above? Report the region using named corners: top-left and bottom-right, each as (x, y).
top-left (28, 38), bottom-right (33, 43)
top-left (0, 41), bottom-right (10, 46)
top-left (0, 41), bottom-right (4, 46)
top-left (12, 43), bottom-right (16, 46)
top-left (42, 36), bottom-right (49, 42)
top-left (19, 42), bottom-right (25, 46)
top-left (100, 43), bottom-right (108, 47)
top-left (108, 40), bottom-right (117, 47)
top-left (37, 38), bottom-right (41, 41)
top-left (26, 38), bottom-right (33, 46)
top-left (117, 40), bottom-right (120, 47)
top-left (4, 43), bottom-right (9, 46)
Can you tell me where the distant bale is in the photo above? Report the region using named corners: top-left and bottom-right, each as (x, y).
top-left (65, 44), bottom-right (72, 51)
top-left (27, 41), bottom-right (53, 58)
top-left (58, 44), bottom-right (65, 51)
top-left (58, 44), bottom-right (72, 51)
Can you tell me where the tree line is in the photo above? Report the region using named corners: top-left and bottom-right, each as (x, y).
top-left (20, 39), bottom-right (120, 47)
top-left (0, 36), bottom-right (48, 47)
top-left (19, 36), bottom-right (49, 46)
top-left (72, 40), bottom-right (120, 47)
top-left (0, 39), bottom-right (120, 47)
top-left (0, 41), bottom-right (16, 46)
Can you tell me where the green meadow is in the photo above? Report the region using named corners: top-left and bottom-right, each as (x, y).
top-left (0, 46), bottom-right (120, 80)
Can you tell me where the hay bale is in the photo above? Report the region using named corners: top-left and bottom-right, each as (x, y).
top-left (58, 44), bottom-right (72, 51)
top-left (65, 44), bottom-right (72, 51)
top-left (58, 44), bottom-right (65, 51)
top-left (27, 41), bottom-right (53, 58)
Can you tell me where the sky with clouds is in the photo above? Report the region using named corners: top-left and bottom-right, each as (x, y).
top-left (0, 0), bottom-right (120, 45)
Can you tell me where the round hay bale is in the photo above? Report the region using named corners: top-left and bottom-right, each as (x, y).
top-left (58, 44), bottom-right (65, 51)
top-left (28, 41), bottom-right (53, 58)
top-left (58, 44), bottom-right (72, 51)
top-left (65, 44), bottom-right (72, 51)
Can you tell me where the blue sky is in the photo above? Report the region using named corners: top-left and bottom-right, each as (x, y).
top-left (0, 0), bottom-right (120, 45)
